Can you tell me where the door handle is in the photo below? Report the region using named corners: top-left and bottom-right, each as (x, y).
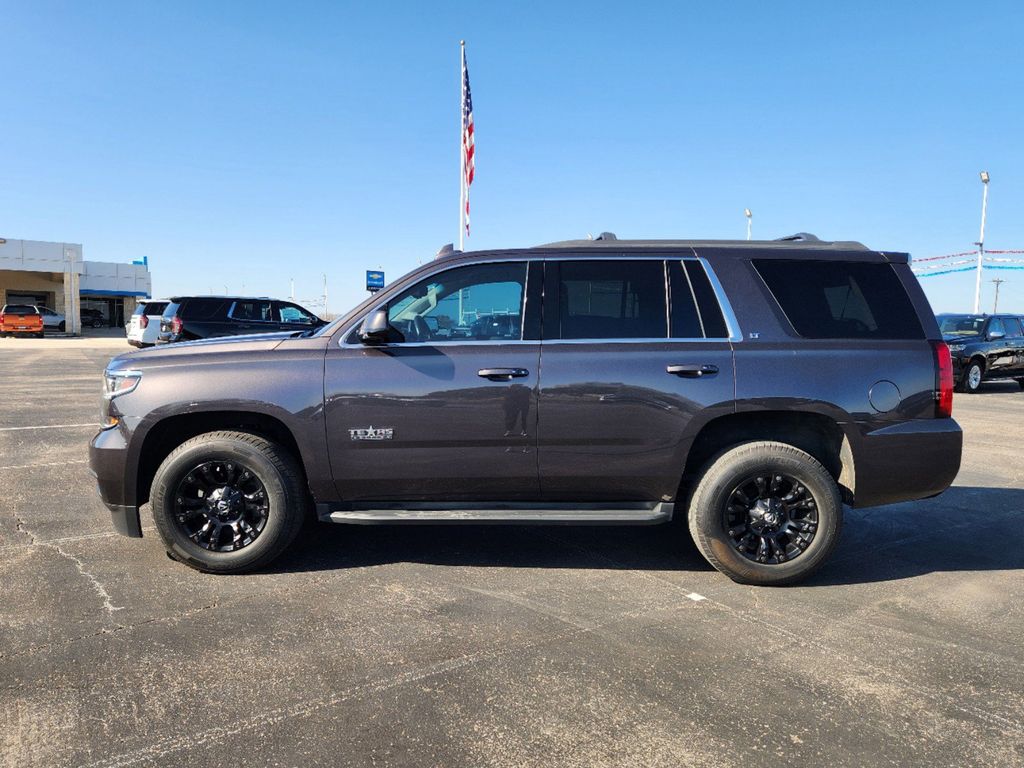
top-left (478, 368), bottom-right (529, 381)
top-left (667, 364), bottom-right (719, 378)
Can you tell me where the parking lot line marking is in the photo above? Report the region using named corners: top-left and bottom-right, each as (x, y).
top-left (0, 459), bottom-right (89, 470)
top-left (686, 592), bottom-right (707, 602)
top-left (0, 422), bottom-right (97, 431)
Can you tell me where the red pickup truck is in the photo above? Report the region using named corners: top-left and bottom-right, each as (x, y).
top-left (0, 304), bottom-right (45, 337)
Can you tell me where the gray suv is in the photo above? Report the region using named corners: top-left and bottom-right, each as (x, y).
top-left (89, 234), bottom-right (962, 585)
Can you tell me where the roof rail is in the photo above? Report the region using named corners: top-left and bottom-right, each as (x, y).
top-left (774, 232), bottom-right (821, 242)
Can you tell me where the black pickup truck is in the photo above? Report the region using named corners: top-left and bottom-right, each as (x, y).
top-left (938, 314), bottom-right (1024, 392)
top-left (90, 234), bottom-right (963, 586)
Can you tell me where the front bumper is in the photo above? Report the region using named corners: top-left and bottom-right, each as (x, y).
top-left (89, 427), bottom-right (142, 538)
top-left (851, 418), bottom-right (963, 508)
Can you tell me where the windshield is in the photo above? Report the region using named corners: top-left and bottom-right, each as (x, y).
top-left (938, 315), bottom-right (987, 336)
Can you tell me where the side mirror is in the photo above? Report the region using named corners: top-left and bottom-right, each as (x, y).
top-left (989, 331), bottom-right (1005, 340)
top-left (358, 307), bottom-right (391, 344)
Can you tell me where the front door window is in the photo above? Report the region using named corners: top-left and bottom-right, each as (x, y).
top-left (385, 262), bottom-right (526, 343)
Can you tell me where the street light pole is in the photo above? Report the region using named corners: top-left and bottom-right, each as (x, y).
top-left (973, 171), bottom-right (990, 313)
top-left (744, 208), bottom-right (752, 241)
top-left (991, 277), bottom-right (1005, 313)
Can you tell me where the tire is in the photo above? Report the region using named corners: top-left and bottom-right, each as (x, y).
top-left (688, 441), bottom-right (843, 586)
top-left (150, 430), bottom-right (307, 573)
top-left (93, 319), bottom-right (103, 328)
top-left (58, 321), bottom-right (65, 332)
top-left (1017, 379), bottom-right (1024, 391)
top-left (962, 360), bottom-right (984, 394)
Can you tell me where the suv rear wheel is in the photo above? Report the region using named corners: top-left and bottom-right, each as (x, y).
top-left (688, 441), bottom-right (843, 586)
top-left (150, 431), bottom-right (306, 573)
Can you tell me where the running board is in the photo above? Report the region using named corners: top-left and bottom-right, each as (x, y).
top-left (319, 502), bottom-right (673, 526)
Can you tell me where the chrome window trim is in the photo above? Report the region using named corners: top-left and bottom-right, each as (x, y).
top-left (337, 254), bottom-right (742, 347)
top-left (690, 252), bottom-right (743, 343)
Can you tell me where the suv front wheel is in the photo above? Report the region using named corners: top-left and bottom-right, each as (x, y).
top-left (150, 431), bottom-right (307, 573)
top-left (688, 441), bottom-right (843, 586)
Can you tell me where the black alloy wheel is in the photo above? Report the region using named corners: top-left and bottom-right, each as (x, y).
top-left (724, 473), bottom-right (818, 564)
top-left (172, 460), bottom-right (270, 552)
top-left (150, 430), bottom-right (307, 573)
top-left (688, 441), bottom-right (843, 586)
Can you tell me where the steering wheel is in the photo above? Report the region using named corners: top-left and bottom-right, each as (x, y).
top-left (412, 315), bottom-right (432, 342)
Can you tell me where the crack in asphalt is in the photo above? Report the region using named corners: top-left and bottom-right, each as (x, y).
top-left (8, 514), bottom-right (124, 621)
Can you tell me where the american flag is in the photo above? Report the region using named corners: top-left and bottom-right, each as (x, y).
top-left (461, 44), bottom-right (475, 237)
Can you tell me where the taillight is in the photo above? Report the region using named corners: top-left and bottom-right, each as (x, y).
top-left (932, 340), bottom-right (953, 418)
top-left (140, 315), bottom-right (148, 329)
top-left (171, 316), bottom-right (183, 334)
top-left (0, 314), bottom-right (4, 324)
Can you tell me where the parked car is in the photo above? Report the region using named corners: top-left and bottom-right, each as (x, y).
top-left (81, 309), bottom-right (106, 328)
top-left (938, 313), bottom-right (1024, 392)
top-left (126, 300), bottom-right (169, 348)
top-left (91, 233), bottom-right (962, 585)
top-left (0, 304), bottom-right (44, 337)
top-left (35, 306), bottom-right (66, 331)
top-left (157, 296), bottom-right (326, 343)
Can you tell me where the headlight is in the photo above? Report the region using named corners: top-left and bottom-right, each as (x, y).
top-left (101, 370), bottom-right (142, 428)
top-left (947, 344), bottom-right (966, 354)
top-left (103, 369), bottom-right (142, 398)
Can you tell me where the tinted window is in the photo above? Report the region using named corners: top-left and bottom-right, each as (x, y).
top-left (3, 305), bottom-right (38, 314)
top-left (231, 300), bottom-right (273, 322)
top-left (386, 262), bottom-right (526, 342)
top-left (132, 304), bottom-right (147, 316)
top-left (988, 318), bottom-right (1006, 337)
top-left (145, 302), bottom-right (168, 316)
top-left (754, 260), bottom-right (923, 339)
top-left (684, 261), bottom-right (729, 338)
top-left (179, 299), bottom-right (226, 320)
top-left (557, 260), bottom-right (666, 339)
top-left (668, 262), bottom-right (701, 338)
top-left (1005, 318), bottom-right (1024, 337)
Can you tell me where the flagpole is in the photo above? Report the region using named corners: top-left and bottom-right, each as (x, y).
top-left (458, 40), bottom-right (466, 251)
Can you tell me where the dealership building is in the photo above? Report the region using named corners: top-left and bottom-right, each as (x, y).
top-left (0, 237), bottom-right (152, 334)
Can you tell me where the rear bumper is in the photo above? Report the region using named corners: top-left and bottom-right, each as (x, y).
top-left (89, 427), bottom-right (142, 538)
top-left (851, 418), bottom-right (963, 508)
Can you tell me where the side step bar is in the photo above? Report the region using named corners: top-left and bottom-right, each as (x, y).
top-left (319, 501), bottom-right (674, 526)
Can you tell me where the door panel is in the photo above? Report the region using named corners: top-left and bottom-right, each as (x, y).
top-left (537, 341), bottom-right (734, 500)
top-left (535, 257), bottom-right (736, 502)
top-left (325, 259), bottom-right (540, 502)
top-left (325, 343), bottom-right (540, 500)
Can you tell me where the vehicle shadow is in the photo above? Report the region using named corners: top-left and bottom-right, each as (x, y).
top-left (273, 485), bottom-right (1024, 586)
top-left (959, 380), bottom-right (1022, 395)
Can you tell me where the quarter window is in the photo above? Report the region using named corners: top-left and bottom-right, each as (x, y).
top-left (556, 260), bottom-right (667, 339)
top-left (753, 260), bottom-right (924, 340)
top-left (386, 262), bottom-right (526, 343)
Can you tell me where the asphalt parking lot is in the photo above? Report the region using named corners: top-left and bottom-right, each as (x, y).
top-left (2, 337), bottom-right (1023, 768)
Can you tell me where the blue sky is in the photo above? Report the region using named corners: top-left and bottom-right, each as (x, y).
top-left (3, 1), bottom-right (1023, 314)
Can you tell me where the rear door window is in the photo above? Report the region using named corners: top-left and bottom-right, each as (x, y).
top-left (229, 300), bottom-right (273, 322)
top-left (753, 260), bottom-right (924, 339)
top-left (554, 260), bottom-right (667, 339)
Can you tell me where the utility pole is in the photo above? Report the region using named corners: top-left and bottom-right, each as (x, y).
top-left (973, 171), bottom-right (990, 313)
top-left (991, 277), bottom-right (1005, 313)
top-left (744, 208), bottom-right (752, 241)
